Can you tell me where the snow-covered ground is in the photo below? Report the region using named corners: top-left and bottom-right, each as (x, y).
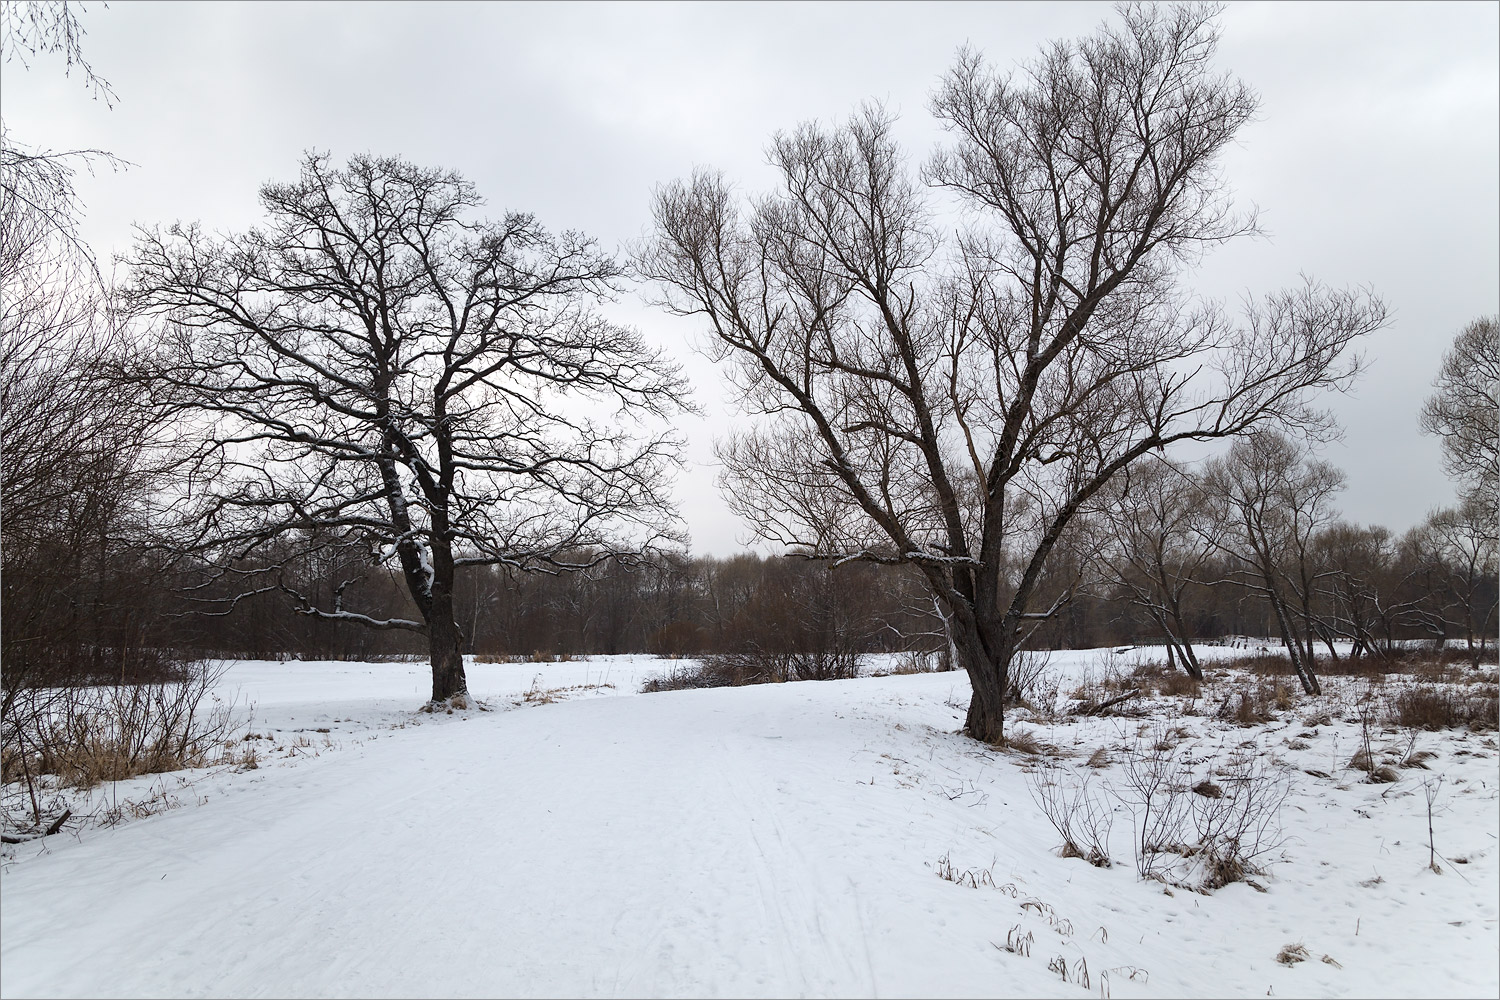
top-left (3, 650), bottom-right (1497, 998)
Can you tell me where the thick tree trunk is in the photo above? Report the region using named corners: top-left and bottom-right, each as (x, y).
top-left (963, 676), bottom-right (1007, 744)
top-left (958, 627), bottom-right (1009, 744)
top-left (426, 589), bottom-right (469, 703)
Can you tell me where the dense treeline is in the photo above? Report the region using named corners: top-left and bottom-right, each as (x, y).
top-left (5, 522), bottom-right (1492, 673)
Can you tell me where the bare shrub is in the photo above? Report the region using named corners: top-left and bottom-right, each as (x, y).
top-left (1120, 724), bottom-right (1194, 881)
top-left (1230, 652), bottom-right (1298, 676)
top-left (872, 649), bottom-right (945, 676)
top-left (1069, 658), bottom-right (1133, 699)
top-left (1187, 753), bottom-right (1291, 889)
top-left (1120, 726), bottom-right (1289, 890)
top-left (472, 652), bottom-right (528, 664)
top-left (1007, 650), bottom-right (1058, 712)
top-left (640, 659), bottom-right (752, 692)
top-left (2, 660), bottom-right (239, 834)
top-left (1069, 665), bottom-right (1145, 716)
top-left (1027, 766), bottom-right (1114, 867)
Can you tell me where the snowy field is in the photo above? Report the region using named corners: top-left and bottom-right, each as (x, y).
top-left (2, 649), bottom-right (1497, 998)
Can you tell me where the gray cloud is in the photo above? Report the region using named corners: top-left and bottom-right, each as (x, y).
top-left (6, 0), bottom-right (1495, 553)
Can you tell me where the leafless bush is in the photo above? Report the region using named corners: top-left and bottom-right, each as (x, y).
top-left (1120, 725), bottom-right (1289, 890)
top-left (1069, 658), bottom-right (1134, 698)
top-left (1347, 695), bottom-right (1399, 782)
top-left (1070, 689), bottom-right (1146, 718)
top-left (1007, 650), bottom-right (1057, 710)
top-left (640, 659), bottom-right (750, 692)
top-left (872, 650), bottom-right (946, 676)
top-left (639, 648), bottom-right (864, 692)
top-left (2, 660), bottom-right (239, 835)
top-left (1120, 724), bottom-right (1194, 881)
top-left (1067, 657), bottom-right (1146, 717)
top-left (472, 652), bottom-right (530, 664)
top-left (1027, 766), bottom-right (1114, 867)
top-left (1226, 652), bottom-right (1300, 676)
top-left (725, 649), bottom-right (863, 683)
top-left (1187, 752), bottom-right (1291, 889)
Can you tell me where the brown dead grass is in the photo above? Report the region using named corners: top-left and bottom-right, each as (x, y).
top-left (1385, 683), bottom-right (1498, 731)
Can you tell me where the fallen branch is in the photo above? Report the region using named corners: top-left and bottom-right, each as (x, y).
top-left (45, 809), bottom-right (72, 836)
top-left (1074, 690), bottom-right (1144, 717)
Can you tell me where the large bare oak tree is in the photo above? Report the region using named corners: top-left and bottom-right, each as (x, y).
top-left (129, 153), bottom-right (688, 703)
top-left (639, 4), bottom-right (1385, 741)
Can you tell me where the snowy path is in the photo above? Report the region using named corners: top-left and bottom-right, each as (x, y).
top-left (3, 661), bottom-right (1497, 998)
top-left (2, 683), bottom-right (984, 997)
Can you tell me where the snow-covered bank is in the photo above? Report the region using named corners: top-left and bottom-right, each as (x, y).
top-left (3, 654), bottom-right (1497, 998)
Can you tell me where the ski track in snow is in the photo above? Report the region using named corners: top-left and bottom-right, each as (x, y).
top-left (2, 651), bottom-right (1497, 998)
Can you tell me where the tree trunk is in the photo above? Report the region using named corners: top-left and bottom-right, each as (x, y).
top-left (1179, 638), bottom-right (1203, 680)
top-left (427, 592), bottom-right (469, 703)
top-left (1269, 594), bottom-right (1320, 695)
top-left (958, 631), bottom-right (1007, 744)
top-left (963, 680), bottom-right (1006, 744)
top-left (1165, 596), bottom-right (1202, 678)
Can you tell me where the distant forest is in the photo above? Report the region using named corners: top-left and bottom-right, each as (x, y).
top-left (11, 534), bottom-right (1494, 677)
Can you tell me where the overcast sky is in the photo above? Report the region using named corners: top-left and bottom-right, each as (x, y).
top-left (5, 1), bottom-right (1497, 555)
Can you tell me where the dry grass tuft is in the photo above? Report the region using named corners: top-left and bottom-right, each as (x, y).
top-left (1276, 943), bottom-right (1310, 966)
top-left (1001, 729), bottom-right (1048, 756)
top-left (1400, 749), bottom-right (1438, 769)
top-left (1130, 660), bottom-right (1201, 697)
top-left (1348, 748), bottom-right (1400, 783)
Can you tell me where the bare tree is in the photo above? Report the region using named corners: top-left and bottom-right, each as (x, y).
top-left (1416, 497), bottom-right (1498, 665)
top-left (1, 0), bottom-right (124, 268)
top-left (1314, 522), bottom-right (1412, 660)
top-left (1421, 316), bottom-right (1499, 513)
top-left (638, 4), bottom-right (1384, 741)
top-left (127, 153), bottom-right (689, 704)
top-left (1, 0), bottom-right (167, 707)
top-left (1202, 432), bottom-right (1345, 694)
top-left (0, 189), bottom-right (169, 705)
top-left (1098, 460), bottom-right (1215, 678)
